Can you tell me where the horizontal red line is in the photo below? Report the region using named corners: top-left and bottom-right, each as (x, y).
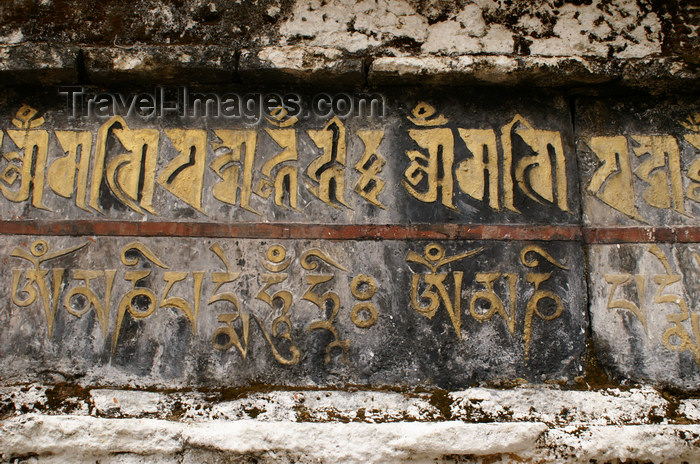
top-left (1, 220), bottom-right (699, 243)
top-left (582, 226), bottom-right (700, 244)
top-left (1, 221), bottom-right (699, 243)
top-left (0, 220), bottom-right (583, 241)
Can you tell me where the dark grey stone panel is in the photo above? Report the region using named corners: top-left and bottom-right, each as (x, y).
top-left (589, 243), bottom-right (700, 389)
top-left (0, 88), bottom-right (579, 225)
top-left (576, 97), bottom-right (700, 227)
top-left (0, 236), bottom-right (587, 388)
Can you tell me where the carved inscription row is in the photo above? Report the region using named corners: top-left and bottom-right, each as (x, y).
top-left (0, 98), bottom-right (576, 223)
top-left (0, 237), bottom-right (587, 387)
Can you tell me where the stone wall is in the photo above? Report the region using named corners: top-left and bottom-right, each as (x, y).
top-left (0, 1), bottom-right (699, 463)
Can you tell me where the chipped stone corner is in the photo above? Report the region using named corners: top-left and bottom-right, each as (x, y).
top-left (238, 46), bottom-right (365, 85)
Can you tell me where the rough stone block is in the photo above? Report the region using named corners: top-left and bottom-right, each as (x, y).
top-left (369, 56), bottom-right (700, 93)
top-left (589, 243), bottom-right (700, 389)
top-left (449, 387), bottom-right (669, 425)
top-left (238, 47), bottom-right (364, 85)
top-left (0, 44), bottom-right (78, 85)
top-left (0, 416), bottom-right (551, 463)
top-left (368, 56), bottom-right (612, 87)
top-left (82, 46), bottom-right (236, 84)
top-left (576, 97), bottom-right (700, 227)
top-left (3, 414), bottom-right (700, 463)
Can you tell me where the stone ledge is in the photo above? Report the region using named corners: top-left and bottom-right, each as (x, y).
top-left (0, 385), bottom-right (693, 426)
top-left (368, 55), bottom-right (700, 92)
top-left (0, 415), bottom-right (544, 462)
top-left (238, 46), bottom-right (364, 85)
top-left (82, 45), bottom-right (237, 85)
top-left (2, 415), bottom-right (700, 463)
top-left (449, 387), bottom-right (670, 426)
top-left (0, 44), bottom-right (78, 85)
top-left (0, 43), bottom-right (698, 91)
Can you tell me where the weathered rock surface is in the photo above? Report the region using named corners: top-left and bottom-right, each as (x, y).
top-left (2, 412), bottom-right (700, 463)
top-left (0, 1), bottom-right (696, 90)
top-left (0, 0), bottom-right (680, 59)
top-left (2, 384), bottom-right (700, 463)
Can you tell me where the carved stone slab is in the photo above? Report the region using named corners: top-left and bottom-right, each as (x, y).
top-left (576, 97), bottom-right (700, 227)
top-left (589, 243), bottom-right (700, 389)
top-left (0, 89), bottom-right (578, 225)
top-left (0, 236), bottom-right (587, 388)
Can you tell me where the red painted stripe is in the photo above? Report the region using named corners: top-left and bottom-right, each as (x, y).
top-left (1, 221), bottom-right (699, 243)
top-left (0, 220), bottom-right (580, 241)
top-left (582, 226), bottom-right (700, 244)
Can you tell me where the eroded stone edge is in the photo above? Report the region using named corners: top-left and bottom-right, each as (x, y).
top-left (0, 384), bottom-right (690, 426)
top-left (0, 44), bottom-right (697, 90)
top-left (2, 414), bottom-right (700, 463)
